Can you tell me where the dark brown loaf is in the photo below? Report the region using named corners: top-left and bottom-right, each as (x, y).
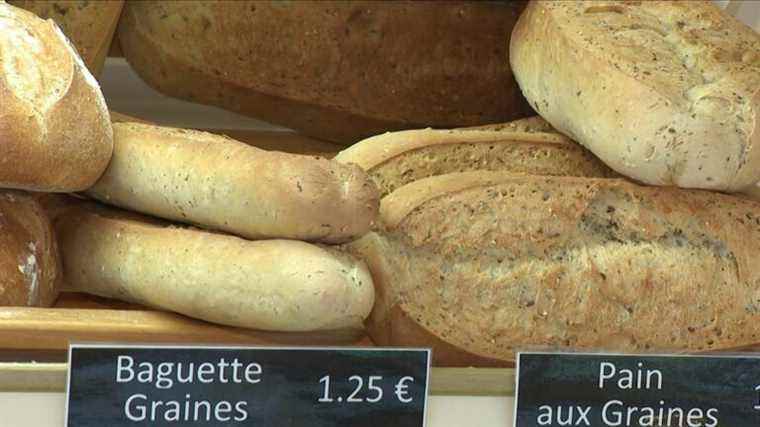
top-left (349, 172), bottom-right (760, 366)
top-left (117, 1), bottom-right (532, 143)
top-left (0, 191), bottom-right (60, 307)
top-left (0, 2), bottom-right (113, 192)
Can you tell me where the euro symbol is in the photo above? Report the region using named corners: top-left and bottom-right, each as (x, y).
top-left (395, 376), bottom-right (414, 403)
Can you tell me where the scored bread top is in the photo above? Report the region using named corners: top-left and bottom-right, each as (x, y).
top-left (359, 172), bottom-right (760, 365)
top-left (0, 2), bottom-right (113, 192)
top-left (335, 127), bottom-right (617, 197)
top-left (8, 0), bottom-right (124, 74)
top-left (510, 1), bottom-right (760, 192)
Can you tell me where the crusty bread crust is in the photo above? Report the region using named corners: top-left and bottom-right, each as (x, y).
top-left (0, 3), bottom-right (113, 192)
top-left (510, 1), bottom-right (760, 192)
top-left (117, 1), bottom-right (531, 143)
top-left (335, 127), bottom-right (617, 197)
top-left (86, 122), bottom-right (379, 243)
top-left (352, 172), bottom-right (760, 366)
top-left (0, 191), bottom-right (60, 307)
top-left (8, 0), bottom-right (124, 75)
top-left (55, 197), bottom-right (375, 332)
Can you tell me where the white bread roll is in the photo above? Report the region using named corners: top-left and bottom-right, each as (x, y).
top-left (0, 2), bottom-right (113, 192)
top-left (510, 1), bottom-right (760, 192)
top-left (52, 197), bottom-right (375, 332)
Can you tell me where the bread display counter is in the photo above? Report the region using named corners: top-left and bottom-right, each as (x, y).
top-left (1, 1), bottom-right (760, 425)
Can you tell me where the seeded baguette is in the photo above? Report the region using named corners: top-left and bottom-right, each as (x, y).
top-left (349, 172), bottom-right (760, 366)
top-left (335, 127), bottom-right (617, 198)
top-left (54, 197), bottom-right (375, 332)
top-left (85, 122), bottom-right (379, 243)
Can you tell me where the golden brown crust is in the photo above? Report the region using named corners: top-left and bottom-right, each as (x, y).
top-left (55, 197), bottom-right (375, 332)
top-left (0, 191), bottom-right (60, 307)
top-left (510, 1), bottom-right (760, 191)
top-left (0, 3), bottom-right (113, 192)
top-left (352, 172), bottom-right (760, 366)
top-left (86, 122), bottom-right (379, 243)
top-left (117, 1), bottom-right (532, 143)
top-left (8, 0), bottom-right (124, 75)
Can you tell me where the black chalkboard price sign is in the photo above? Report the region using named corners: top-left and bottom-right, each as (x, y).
top-left (65, 344), bottom-right (430, 427)
top-left (515, 352), bottom-right (760, 427)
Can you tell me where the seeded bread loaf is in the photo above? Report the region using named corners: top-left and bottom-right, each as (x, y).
top-left (510, 1), bottom-right (760, 192)
top-left (8, 0), bottom-right (124, 76)
top-left (54, 196), bottom-right (374, 332)
top-left (335, 126), bottom-right (617, 198)
top-left (349, 172), bottom-right (760, 366)
top-left (117, 1), bottom-right (532, 143)
top-left (0, 2), bottom-right (113, 192)
top-left (0, 191), bottom-right (60, 307)
top-left (86, 122), bottom-right (379, 243)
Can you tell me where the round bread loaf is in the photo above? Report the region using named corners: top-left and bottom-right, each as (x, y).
top-left (0, 3), bottom-right (113, 192)
top-left (0, 191), bottom-right (60, 307)
top-left (510, 1), bottom-right (760, 192)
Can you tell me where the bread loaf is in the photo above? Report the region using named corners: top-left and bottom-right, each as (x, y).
top-left (335, 126), bottom-right (617, 197)
top-left (54, 197), bottom-right (375, 332)
top-left (0, 191), bottom-right (60, 307)
top-left (510, 1), bottom-right (760, 192)
top-left (8, 0), bottom-right (124, 76)
top-left (349, 172), bottom-right (760, 366)
top-left (0, 2), bottom-right (113, 192)
top-left (86, 122), bottom-right (378, 243)
top-left (117, 1), bottom-right (532, 143)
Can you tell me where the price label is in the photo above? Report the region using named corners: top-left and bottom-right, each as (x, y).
top-left (65, 344), bottom-right (430, 427)
top-left (515, 352), bottom-right (760, 427)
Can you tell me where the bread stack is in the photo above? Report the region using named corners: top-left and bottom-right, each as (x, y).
top-left (0, 2), bottom-right (113, 307)
top-left (0, 1), bottom-right (379, 333)
top-left (4, 0), bottom-right (760, 365)
top-left (339, 1), bottom-right (760, 366)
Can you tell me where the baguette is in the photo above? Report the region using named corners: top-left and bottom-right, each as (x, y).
top-left (349, 172), bottom-right (760, 366)
top-left (0, 2), bottom-right (113, 192)
top-left (0, 191), bottom-right (60, 307)
top-left (116, 1), bottom-right (531, 143)
top-left (85, 122), bottom-right (379, 243)
top-left (510, 1), bottom-right (760, 192)
top-left (335, 126), bottom-right (617, 198)
top-left (54, 197), bottom-right (375, 332)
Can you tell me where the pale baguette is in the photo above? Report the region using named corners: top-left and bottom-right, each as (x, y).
top-left (86, 122), bottom-right (379, 243)
top-left (349, 172), bottom-right (760, 366)
top-left (335, 126), bottom-right (617, 198)
top-left (54, 197), bottom-right (375, 332)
